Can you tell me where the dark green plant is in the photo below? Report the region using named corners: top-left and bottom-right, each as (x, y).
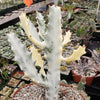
top-left (76, 20), bottom-right (95, 45)
top-left (0, 57), bottom-right (9, 80)
top-left (0, 57), bottom-right (9, 67)
top-left (65, 4), bottom-right (75, 12)
top-left (58, 0), bottom-right (62, 4)
top-left (12, 61), bottom-right (18, 66)
top-left (69, 12), bottom-right (96, 45)
top-left (0, 68), bottom-right (9, 80)
top-left (78, 82), bottom-right (85, 90)
top-left (62, 10), bottom-right (75, 28)
top-left (70, 0), bottom-right (81, 3)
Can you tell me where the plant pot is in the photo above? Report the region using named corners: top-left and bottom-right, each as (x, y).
top-left (12, 82), bottom-right (86, 100)
top-left (61, 8), bottom-right (67, 11)
top-left (72, 70), bottom-right (96, 85)
top-left (73, 8), bottom-right (81, 14)
top-left (61, 7), bottom-right (80, 14)
top-left (12, 71), bottom-right (24, 79)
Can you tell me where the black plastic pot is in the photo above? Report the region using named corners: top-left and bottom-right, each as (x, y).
top-left (85, 77), bottom-right (100, 100)
top-left (92, 31), bottom-right (100, 38)
top-left (0, 3), bottom-right (25, 16)
top-left (86, 40), bottom-right (100, 50)
top-left (92, 22), bottom-right (100, 38)
top-left (0, 0), bottom-right (45, 16)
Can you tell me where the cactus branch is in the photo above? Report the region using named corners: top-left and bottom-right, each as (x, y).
top-left (62, 30), bottom-right (72, 46)
top-left (36, 12), bottom-right (46, 40)
top-left (44, 5), bottom-right (62, 100)
top-left (19, 12), bottom-right (45, 49)
top-left (29, 45), bottom-right (46, 76)
top-left (61, 45), bottom-right (86, 62)
top-left (7, 32), bottom-right (45, 85)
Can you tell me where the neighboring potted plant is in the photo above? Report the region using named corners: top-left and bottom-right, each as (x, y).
top-left (0, 57), bottom-right (9, 80)
top-left (61, 3), bottom-right (80, 21)
top-left (61, 3), bottom-right (80, 13)
top-left (69, 17), bottom-right (96, 46)
top-left (0, 57), bottom-right (18, 75)
top-left (61, 4), bottom-right (75, 11)
top-left (8, 5), bottom-right (86, 100)
top-left (89, 49), bottom-right (100, 75)
top-left (71, 57), bottom-right (97, 85)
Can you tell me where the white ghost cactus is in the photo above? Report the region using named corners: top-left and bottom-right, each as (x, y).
top-left (8, 5), bottom-right (86, 100)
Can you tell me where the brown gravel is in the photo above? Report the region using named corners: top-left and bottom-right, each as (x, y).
top-left (13, 83), bottom-right (84, 100)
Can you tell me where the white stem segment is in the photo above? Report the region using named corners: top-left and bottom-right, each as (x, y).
top-left (36, 12), bottom-right (46, 40)
top-left (45, 5), bottom-right (62, 100)
top-left (7, 32), bottom-right (45, 85)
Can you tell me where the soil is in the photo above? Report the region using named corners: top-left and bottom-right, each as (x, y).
top-left (87, 40), bottom-right (100, 50)
top-left (72, 69), bottom-right (96, 77)
top-left (12, 83), bottom-right (84, 100)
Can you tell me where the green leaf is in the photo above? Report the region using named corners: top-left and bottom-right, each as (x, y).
top-left (77, 82), bottom-right (85, 90)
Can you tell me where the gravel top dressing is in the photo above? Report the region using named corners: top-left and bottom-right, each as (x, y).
top-left (13, 83), bottom-right (84, 100)
top-left (73, 69), bottom-right (96, 77)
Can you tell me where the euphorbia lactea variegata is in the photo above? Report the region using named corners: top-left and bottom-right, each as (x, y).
top-left (8, 5), bottom-right (86, 100)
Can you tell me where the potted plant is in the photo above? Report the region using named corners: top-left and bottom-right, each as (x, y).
top-left (0, 57), bottom-right (9, 80)
top-left (12, 82), bottom-right (86, 100)
top-left (69, 16), bottom-right (96, 46)
top-left (8, 5), bottom-right (86, 100)
top-left (61, 3), bottom-right (79, 21)
top-left (89, 49), bottom-right (100, 74)
top-left (71, 57), bottom-right (97, 85)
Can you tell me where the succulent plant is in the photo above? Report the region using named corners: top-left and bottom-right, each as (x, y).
top-left (71, 56), bottom-right (97, 77)
top-left (0, 68), bottom-right (9, 80)
top-left (68, 15), bottom-right (96, 45)
top-left (8, 5), bottom-right (86, 100)
top-left (62, 4), bottom-right (75, 20)
top-left (89, 49), bottom-right (100, 72)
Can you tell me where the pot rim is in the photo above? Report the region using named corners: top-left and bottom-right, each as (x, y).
top-left (12, 82), bottom-right (86, 100)
top-left (60, 83), bottom-right (86, 100)
top-left (72, 69), bottom-right (97, 78)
